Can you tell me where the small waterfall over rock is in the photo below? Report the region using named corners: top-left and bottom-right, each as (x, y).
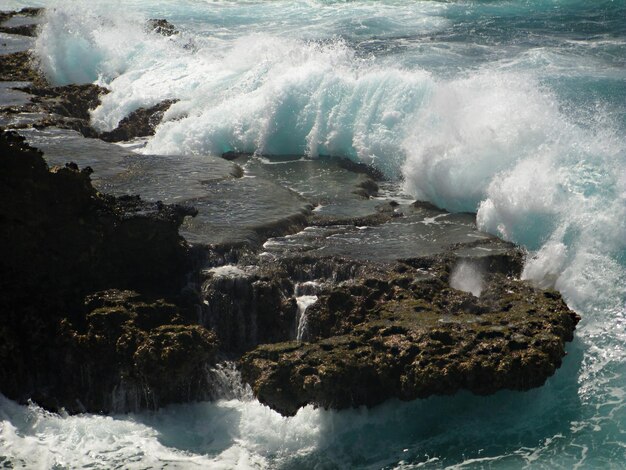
top-left (294, 281), bottom-right (320, 342)
top-left (201, 264), bottom-right (297, 352)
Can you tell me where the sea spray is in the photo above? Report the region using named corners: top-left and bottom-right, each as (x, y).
top-left (449, 261), bottom-right (484, 297)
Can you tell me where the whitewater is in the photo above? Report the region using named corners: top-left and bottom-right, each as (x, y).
top-left (1, 0), bottom-right (625, 468)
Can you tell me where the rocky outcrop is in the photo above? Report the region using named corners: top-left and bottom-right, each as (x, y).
top-left (208, 194), bottom-right (581, 416)
top-left (55, 289), bottom-right (218, 413)
top-left (99, 99), bottom-right (177, 142)
top-left (240, 256), bottom-right (580, 416)
top-left (146, 18), bottom-right (179, 37)
top-left (0, 49), bottom-right (174, 142)
top-left (0, 51), bottom-right (46, 85)
top-left (19, 84), bottom-right (109, 136)
top-left (0, 130), bottom-right (216, 413)
top-left (23, 84), bottom-right (109, 120)
top-left (11, 80), bottom-right (176, 142)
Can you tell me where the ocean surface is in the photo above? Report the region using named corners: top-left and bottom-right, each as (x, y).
top-left (1, 0), bottom-right (625, 468)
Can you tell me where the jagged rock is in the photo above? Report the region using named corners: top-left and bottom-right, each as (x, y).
top-left (0, 130), bottom-right (211, 412)
top-left (240, 259), bottom-right (580, 416)
top-left (0, 51), bottom-right (46, 85)
top-left (99, 99), bottom-right (178, 142)
top-left (147, 19), bottom-right (179, 36)
top-left (228, 199), bottom-right (579, 416)
top-left (18, 85), bottom-right (176, 143)
top-left (22, 84), bottom-right (109, 120)
top-left (49, 289), bottom-right (218, 413)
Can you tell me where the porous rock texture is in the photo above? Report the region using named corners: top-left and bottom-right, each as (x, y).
top-left (238, 254), bottom-right (579, 416)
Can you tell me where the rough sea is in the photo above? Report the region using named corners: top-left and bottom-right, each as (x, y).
top-left (1, 0), bottom-right (625, 468)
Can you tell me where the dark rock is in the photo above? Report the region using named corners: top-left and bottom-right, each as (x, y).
top-left (0, 130), bottom-right (213, 413)
top-left (201, 266), bottom-right (297, 352)
top-left (48, 289), bottom-right (218, 413)
top-left (240, 261), bottom-right (580, 416)
top-left (334, 156), bottom-right (385, 181)
top-left (22, 84), bottom-right (109, 120)
top-left (146, 19), bottom-right (179, 37)
top-left (99, 99), bottom-right (178, 142)
top-left (0, 23), bottom-right (38, 37)
top-left (223, 198), bottom-right (579, 416)
top-left (0, 51), bottom-right (46, 85)
top-left (18, 87), bottom-right (177, 143)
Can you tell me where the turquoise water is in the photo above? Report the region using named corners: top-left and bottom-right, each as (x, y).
top-left (1, 1), bottom-right (625, 468)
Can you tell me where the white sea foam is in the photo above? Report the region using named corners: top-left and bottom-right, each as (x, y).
top-left (0, 392), bottom-right (325, 469)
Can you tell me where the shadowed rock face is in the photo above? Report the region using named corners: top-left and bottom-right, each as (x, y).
top-left (0, 131), bottom-right (217, 413)
top-left (58, 290), bottom-right (218, 413)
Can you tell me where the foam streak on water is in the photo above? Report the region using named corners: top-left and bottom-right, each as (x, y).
top-left (2, 0), bottom-right (626, 468)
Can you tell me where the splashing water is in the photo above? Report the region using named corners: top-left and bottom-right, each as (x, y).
top-left (450, 261), bottom-right (484, 297)
top-left (2, 0), bottom-right (626, 468)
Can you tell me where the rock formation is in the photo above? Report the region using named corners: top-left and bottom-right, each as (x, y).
top-left (0, 130), bottom-right (216, 413)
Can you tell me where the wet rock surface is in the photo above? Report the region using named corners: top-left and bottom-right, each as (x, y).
top-left (0, 8), bottom-right (41, 37)
top-left (192, 167), bottom-right (579, 416)
top-left (0, 51), bottom-right (45, 84)
top-left (193, 187), bottom-right (578, 415)
top-left (0, 126), bottom-right (580, 416)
